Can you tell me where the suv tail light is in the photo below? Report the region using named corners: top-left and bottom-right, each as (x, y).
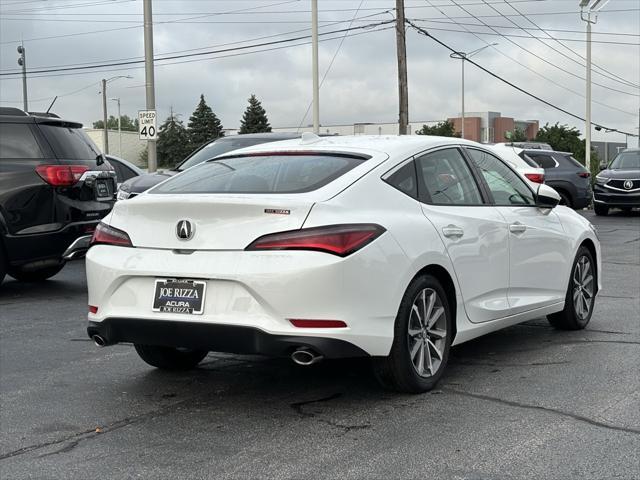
top-left (246, 224), bottom-right (386, 257)
top-left (90, 222), bottom-right (133, 247)
top-left (577, 172), bottom-right (591, 178)
top-left (524, 172), bottom-right (545, 184)
top-left (36, 165), bottom-right (89, 186)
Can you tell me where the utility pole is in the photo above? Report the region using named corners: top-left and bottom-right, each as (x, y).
top-left (111, 98), bottom-right (122, 156)
top-left (143, 0), bottom-right (157, 172)
top-left (17, 44), bottom-right (28, 112)
top-left (101, 79), bottom-right (109, 154)
top-left (311, 0), bottom-right (319, 134)
top-left (395, 0), bottom-right (408, 135)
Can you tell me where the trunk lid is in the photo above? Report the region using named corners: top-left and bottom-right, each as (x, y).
top-left (109, 194), bottom-right (315, 250)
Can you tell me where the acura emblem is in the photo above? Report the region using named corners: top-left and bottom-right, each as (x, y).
top-left (623, 180), bottom-right (633, 190)
top-left (176, 220), bottom-right (195, 240)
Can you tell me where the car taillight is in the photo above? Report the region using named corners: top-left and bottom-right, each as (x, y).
top-left (524, 172), bottom-right (545, 184)
top-left (89, 305), bottom-right (98, 314)
top-left (577, 172), bottom-right (591, 178)
top-left (36, 165), bottom-right (89, 186)
top-left (90, 222), bottom-right (133, 247)
top-left (246, 224), bottom-right (386, 257)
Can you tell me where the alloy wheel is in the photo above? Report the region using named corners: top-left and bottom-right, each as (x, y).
top-left (573, 255), bottom-right (594, 320)
top-left (407, 288), bottom-right (447, 377)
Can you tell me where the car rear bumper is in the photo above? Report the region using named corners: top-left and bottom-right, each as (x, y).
top-left (4, 221), bottom-right (98, 267)
top-left (87, 318), bottom-right (368, 358)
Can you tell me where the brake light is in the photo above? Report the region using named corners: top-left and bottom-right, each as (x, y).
top-left (90, 222), bottom-right (133, 247)
top-left (290, 319), bottom-right (347, 328)
top-left (524, 172), bottom-right (545, 184)
top-left (246, 224), bottom-right (386, 257)
top-left (89, 305), bottom-right (98, 314)
top-left (36, 165), bottom-right (88, 186)
top-left (577, 172), bottom-right (591, 178)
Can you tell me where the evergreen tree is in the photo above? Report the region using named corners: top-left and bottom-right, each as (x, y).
top-left (187, 94), bottom-right (224, 148)
top-left (157, 112), bottom-right (191, 168)
top-left (415, 120), bottom-right (460, 137)
top-left (239, 94), bottom-right (272, 134)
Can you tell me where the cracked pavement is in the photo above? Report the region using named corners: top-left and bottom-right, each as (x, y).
top-left (1, 210), bottom-right (638, 479)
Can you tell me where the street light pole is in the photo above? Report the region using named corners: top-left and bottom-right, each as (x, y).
top-left (17, 44), bottom-right (28, 112)
top-left (311, 0), bottom-right (319, 134)
top-left (450, 43), bottom-right (497, 140)
top-left (143, 0), bottom-right (157, 172)
top-left (111, 98), bottom-right (121, 156)
top-left (101, 79), bottom-right (109, 154)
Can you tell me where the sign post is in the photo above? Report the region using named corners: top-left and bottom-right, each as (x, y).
top-left (138, 110), bottom-right (157, 141)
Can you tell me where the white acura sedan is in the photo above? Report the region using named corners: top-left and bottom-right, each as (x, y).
top-left (86, 135), bottom-right (600, 393)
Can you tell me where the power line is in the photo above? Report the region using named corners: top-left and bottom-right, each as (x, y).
top-left (484, 0), bottom-right (638, 90)
top-left (444, 0), bottom-right (638, 96)
top-left (406, 20), bottom-right (638, 137)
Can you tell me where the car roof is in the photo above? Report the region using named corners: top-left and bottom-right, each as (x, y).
top-left (621, 147), bottom-right (640, 153)
top-left (215, 134), bottom-right (482, 160)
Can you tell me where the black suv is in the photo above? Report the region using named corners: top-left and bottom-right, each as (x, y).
top-left (593, 148), bottom-right (640, 215)
top-left (0, 107), bottom-right (116, 285)
top-left (520, 149), bottom-right (592, 209)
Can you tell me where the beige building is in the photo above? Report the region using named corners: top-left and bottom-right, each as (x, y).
top-left (85, 129), bottom-right (147, 166)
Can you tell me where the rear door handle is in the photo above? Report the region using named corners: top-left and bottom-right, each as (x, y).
top-left (442, 225), bottom-right (464, 238)
top-left (509, 222), bottom-right (527, 234)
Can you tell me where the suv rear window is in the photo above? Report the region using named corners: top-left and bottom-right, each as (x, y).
top-left (152, 153), bottom-right (366, 194)
top-left (0, 123), bottom-right (44, 159)
top-left (39, 124), bottom-right (101, 160)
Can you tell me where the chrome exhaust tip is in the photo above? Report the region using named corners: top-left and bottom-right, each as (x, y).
top-left (92, 334), bottom-right (107, 347)
top-left (291, 348), bottom-right (323, 366)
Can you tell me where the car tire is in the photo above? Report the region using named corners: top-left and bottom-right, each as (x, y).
top-left (134, 344), bottom-right (208, 370)
top-left (593, 204), bottom-right (609, 216)
top-left (557, 190), bottom-right (573, 208)
top-left (547, 246), bottom-right (596, 331)
top-left (372, 274), bottom-right (452, 393)
top-left (9, 263), bottom-right (65, 282)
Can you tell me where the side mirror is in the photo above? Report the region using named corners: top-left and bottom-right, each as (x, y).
top-left (536, 183), bottom-right (561, 209)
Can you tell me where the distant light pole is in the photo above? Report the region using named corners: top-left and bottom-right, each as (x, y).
top-left (17, 44), bottom-right (28, 112)
top-left (100, 75), bottom-right (132, 154)
top-left (449, 43), bottom-right (497, 140)
top-left (580, 0), bottom-right (610, 172)
top-left (311, 0), bottom-right (319, 134)
top-left (111, 97), bottom-right (122, 156)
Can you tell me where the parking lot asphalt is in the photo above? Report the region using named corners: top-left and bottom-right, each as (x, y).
top-left (1, 210), bottom-right (638, 480)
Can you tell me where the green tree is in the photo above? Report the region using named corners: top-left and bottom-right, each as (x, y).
top-left (415, 120), bottom-right (460, 137)
top-left (239, 94), bottom-right (272, 134)
top-left (509, 127), bottom-right (527, 142)
top-left (187, 94), bottom-right (223, 149)
top-left (93, 115), bottom-right (138, 131)
top-left (157, 112), bottom-right (191, 168)
top-left (535, 122), bottom-right (600, 181)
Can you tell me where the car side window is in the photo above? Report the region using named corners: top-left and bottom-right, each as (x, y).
top-left (415, 148), bottom-right (483, 205)
top-left (530, 154), bottom-right (556, 169)
top-left (385, 161), bottom-right (418, 199)
top-left (0, 124), bottom-right (44, 159)
top-left (467, 149), bottom-right (535, 206)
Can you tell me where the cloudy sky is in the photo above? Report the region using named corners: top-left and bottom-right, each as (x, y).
top-left (0, 0), bottom-right (638, 143)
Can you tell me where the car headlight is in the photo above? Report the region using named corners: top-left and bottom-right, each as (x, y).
top-left (595, 175), bottom-right (610, 186)
top-left (116, 184), bottom-right (131, 200)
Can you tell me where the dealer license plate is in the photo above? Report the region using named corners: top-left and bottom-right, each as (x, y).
top-left (152, 279), bottom-right (206, 315)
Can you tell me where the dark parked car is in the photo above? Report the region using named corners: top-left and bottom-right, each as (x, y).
top-left (593, 148), bottom-right (640, 215)
top-left (0, 107), bottom-right (116, 285)
top-left (105, 154), bottom-right (143, 187)
top-left (116, 132), bottom-right (305, 200)
top-left (519, 149), bottom-right (592, 209)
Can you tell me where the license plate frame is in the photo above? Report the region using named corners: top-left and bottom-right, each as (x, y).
top-left (152, 279), bottom-right (206, 315)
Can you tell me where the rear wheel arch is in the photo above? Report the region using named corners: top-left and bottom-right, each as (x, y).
top-left (410, 264), bottom-right (458, 342)
top-left (579, 238), bottom-right (598, 295)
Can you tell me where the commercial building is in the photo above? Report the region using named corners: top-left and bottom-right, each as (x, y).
top-left (447, 112), bottom-right (539, 143)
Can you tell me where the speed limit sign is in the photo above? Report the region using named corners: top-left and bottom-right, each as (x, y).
top-left (138, 110), bottom-right (157, 140)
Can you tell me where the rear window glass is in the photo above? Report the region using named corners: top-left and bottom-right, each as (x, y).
top-left (39, 124), bottom-right (101, 160)
top-left (561, 154), bottom-right (586, 170)
top-left (0, 123), bottom-right (44, 159)
top-left (152, 153), bottom-right (365, 194)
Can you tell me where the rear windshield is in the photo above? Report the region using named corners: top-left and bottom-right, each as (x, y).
top-left (39, 124), bottom-right (101, 160)
top-left (560, 154), bottom-right (587, 170)
top-left (152, 153), bottom-right (365, 194)
top-left (179, 137), bottom-right (290, 171)
top-left (609, 151), bottom-right (640, 170)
